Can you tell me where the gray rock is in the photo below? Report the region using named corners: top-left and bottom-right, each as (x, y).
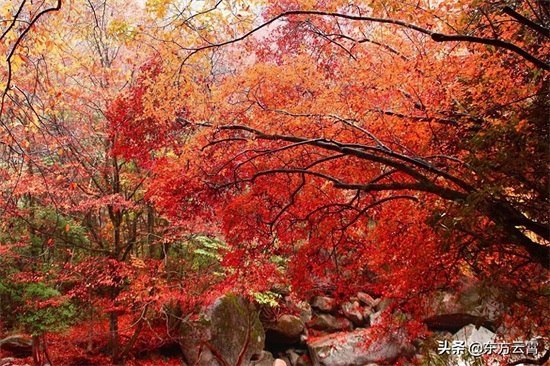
top-left (362, 306), bottom-right (374, 322)
top-left (273, 359), bottom-right (288, 366)
top-left (451, 325), bottom-right (496, 366)
top-left (375, 298), bottom-right (393, 312)
top-left (251, 351), bottom-right (275, 366)
top-left (453, 324), bottom-right (495, 345)
top-left (341, 301), bottom-right (365, 326)
top-left (311, 296), bottom-right (337, 313)
top-left (179, 321), bottom-right (204, 365)
top-left (308, 314), bottom-right (353, 333)
top-left (296, 301), bottom-right (313, 323)
top-left (369, 310), bottom-right (382, 326)
top-left (423, 277), bottom-right (502, 332)
top-left (308, 328), bottom-right (414, 366)
top-left (357, 292), bottom-right (380, 308)
top-left (265, 314), bottom-right (305, 345)
top-left (287, 350), bottom-right (301, 365)
top-left (179, 294), bottom-right (265, 366)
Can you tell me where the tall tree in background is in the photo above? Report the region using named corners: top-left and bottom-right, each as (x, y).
top-left (0, 0), bottom-right (159, 363)
top-left (1, 0), bottom-right (261, 363)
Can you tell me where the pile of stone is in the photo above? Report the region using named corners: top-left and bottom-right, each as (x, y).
top-left (2, 280), bottom-right (545, 366)
top-left (171, 292), bottom-right (415, 366)
top-left (263, 292), bottom-right (414, 366)
top-left (174, 284), bottom-right (547, 366)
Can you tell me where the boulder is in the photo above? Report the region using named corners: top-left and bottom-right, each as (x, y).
top-left (369, 310), bottom-right (383, 326)
top-left (179, 294), bottom-right (265, 366)
top-left (296, 301), bottom-right (312, 324)
top-left (308, 314), bottom-right (353, 333)
top-left (0, 335), bottom-right (32, 358)
top-left (179, 321), bottom-right (204, 365)
top-left (362, 306), bottom-right (374, 322)
top-left (453, 324), bottom-right (495, 345)
top-left (273, 359), bottom-right (288, 366)
top-left (423, 277), bottom-right (501, 332)
top-left (265, 314), bottom-right (305, 346)
top-left (282, 348), bottom-right (308, 366)
top-left (310, 296), bottom-right (337, 313)
top-left (287, 350), bottom-right (301, 365)
top-left (375, 298), bottom-right (393, 312)
top-left (357, 292), bottom-right (380, 308)
top-left (452, 325), bottom-right (496, 366)
top-left (341, 301), bottom-right (365, 326)
top-left (251, 351), bottom-right (275, 366)
top-left (307, 328), bottom-right (414, 366)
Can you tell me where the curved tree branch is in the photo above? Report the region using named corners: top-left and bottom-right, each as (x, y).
top-left (199, 122), bottom-right (550, 267)
top-left (181, 9), bottom-right (549, 70)
top-left (503, 5), bottom-right (550, 38)
top-left (1, 1), bottom-right (63, 118)
top-left (430, 33), bottom-right (549, 70)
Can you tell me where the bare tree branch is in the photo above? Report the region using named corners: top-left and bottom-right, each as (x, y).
top-left (503, 5), bottom-right (550, 38)
top-left (181, 9), bottom-right (549, 70)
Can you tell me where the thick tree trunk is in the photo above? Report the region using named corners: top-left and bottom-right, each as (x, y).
top-left (120, 304), bottom-right (149, 360)
top-left (109, 311), bottom-right (120, 365)
top-left (43, 333), bottom-right (53, 366)
top-left (147, 206), bottom-right (156, 258)
top-left (87, 292), bottom-right (94, 353)
top-left (32, 335), bottom-right (41, 366)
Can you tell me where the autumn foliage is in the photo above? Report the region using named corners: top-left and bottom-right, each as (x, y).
top-left (0, 0), bottom-right (548, 364)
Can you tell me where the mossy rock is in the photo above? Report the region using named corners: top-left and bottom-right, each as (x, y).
top-left (208, 294), bottom-right (265, 363)
top-left (179, 294), bottom-right (265, 366)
